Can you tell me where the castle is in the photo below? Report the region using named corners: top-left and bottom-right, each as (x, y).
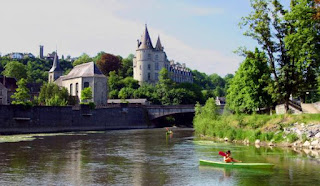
top-left (133, 25), bottom-right (193, 84)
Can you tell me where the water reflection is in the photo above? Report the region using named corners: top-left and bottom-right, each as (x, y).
top-left (0, 129), bottom-right (319, 185)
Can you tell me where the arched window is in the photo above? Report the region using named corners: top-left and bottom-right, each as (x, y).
top-left (70, 84), bottom-right (73, 95)
top-left (155, 63), bottom-right (159, 70)
top-left (76, 83), bottom-right (79, 96)
top-left (148, 73), bottom-right (151, 80)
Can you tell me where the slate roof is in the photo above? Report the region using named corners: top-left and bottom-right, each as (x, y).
top-left (58, 62), bottom-right (105, 81)
top-left (138, 25), bottom-right (154, 50)
top-left (49, 52), bottom-right (63, 72)
top-left (155, 36), bottom-right (163, 51)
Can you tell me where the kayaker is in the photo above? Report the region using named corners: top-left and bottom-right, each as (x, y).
top-left (224, 150), bottom-right (241, 163)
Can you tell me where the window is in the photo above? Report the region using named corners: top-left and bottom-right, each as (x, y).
top-left (0, 90), bottom-right (2, 96)
top-left (155, 63), bottom-right (159, 70)
top-left (148, 53), bottom-right (151, 59)
top-left (70, 84), bottom-right (73, 95)
top-left (84, 82), bottom-right (89, 88)
top-left (155, 55), bottom-right (158, 60)
top-left (155, 73), bottom-right (159, 81)
top-left (140, 65), bottom-right (141, 70)
top-left (76, 83), bottom-right (79, 96)
top-left (148, 64), bottom-right (151, 70)
top-left (148, 73), bottom-right (151, 80)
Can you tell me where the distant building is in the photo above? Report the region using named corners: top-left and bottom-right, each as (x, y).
top-left (49, 55), bottom-right (108, 105)
top-left (5, 52), bottom-right (35, 59)
top-left (39, 45), bottom-right (44, 59)
top-left (0, 76), bottom-right (17, 105)
top-left (216, 97), bottom-right (226, 105)
top-left (133, 25), bottom-right (193, 85)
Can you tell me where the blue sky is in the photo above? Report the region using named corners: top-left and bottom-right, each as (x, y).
top-left (0, 0), bottom-right (290, 76)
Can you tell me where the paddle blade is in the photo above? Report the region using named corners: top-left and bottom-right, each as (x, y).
top-left (219, 151), bottom-right (226, 157)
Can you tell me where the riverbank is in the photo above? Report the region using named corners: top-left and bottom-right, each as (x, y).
top-left (193, 99), bottom-right (320, 150)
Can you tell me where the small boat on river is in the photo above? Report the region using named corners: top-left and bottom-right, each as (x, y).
top-left (199, 159), bottom-right (274, 169)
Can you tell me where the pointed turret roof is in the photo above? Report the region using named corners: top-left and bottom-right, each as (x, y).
top-left (49, 52), bottom-right (62, 72)
top-left (155, 36), bottom-right (163, 51)
top-left (139, 25), bottom-right (154, 50)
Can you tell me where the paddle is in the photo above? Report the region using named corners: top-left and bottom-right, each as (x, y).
top-left (219, 151), bottom-right (226, 157)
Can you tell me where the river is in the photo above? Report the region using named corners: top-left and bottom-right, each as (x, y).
top-left (0, 129), bottom-right (319, 186)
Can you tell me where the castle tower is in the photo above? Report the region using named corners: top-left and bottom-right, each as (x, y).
top-left (48, 52), bottom-right (63, 83)
top-left (133, 25), bottom-right (170, 85)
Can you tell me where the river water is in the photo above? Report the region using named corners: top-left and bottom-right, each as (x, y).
top-left (0, 129), bottom-right (320, 186)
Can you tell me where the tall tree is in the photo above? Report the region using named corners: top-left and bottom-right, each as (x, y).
top-left (96, 53), bottom-right (122, 76)
top-left (3, 61), bottom-right (27, 80)
top-left (227, 48), bottom-right (272, 113)
top-left (240, 0), bottom-right (319, 111)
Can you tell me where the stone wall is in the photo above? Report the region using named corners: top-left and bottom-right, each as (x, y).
top-left (0, 105), bottom-right (150, 134)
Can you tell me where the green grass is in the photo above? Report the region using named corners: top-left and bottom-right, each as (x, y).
top-left (194, 112), bottom-right (320, 143)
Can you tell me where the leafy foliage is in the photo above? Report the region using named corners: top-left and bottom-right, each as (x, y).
top-left (38, 83), bottom-right (69, 106)
top-left (11, 78), bottom-right (31, 105)
top-left (96, 53), bottom-right (122, 76)
top-left (81, 87), bottom-right (93, 102)
top-left (73, 53), bottom-right (92, 67)
top-left (3, 61), bottom-right (27, 80)
top-left (227, 48), bottom-right (272, 113)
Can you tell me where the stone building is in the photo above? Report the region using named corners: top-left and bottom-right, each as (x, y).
top-left (49, 54), bottom-right (108, 106)
top-left (133, 25), bottom-right (193, 85)
top-left (0, 76), bottom-right (17, 105)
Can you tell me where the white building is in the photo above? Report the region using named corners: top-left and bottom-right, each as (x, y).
top-left (133, 25), bottom-right (193, 85)
top-left (49, 53), bottom-right (108, 106)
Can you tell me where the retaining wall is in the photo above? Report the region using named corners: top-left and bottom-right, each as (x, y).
top-left (0, 105), bottom-right (150, 134)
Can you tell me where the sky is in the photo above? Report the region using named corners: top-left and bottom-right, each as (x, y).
top-left (0, 0), bottom-right (290, 76)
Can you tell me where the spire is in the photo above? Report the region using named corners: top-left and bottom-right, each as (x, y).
top-left (138, 24), bottom-right (154, 49)
top-left (49, 52), bottom-right (62, 72)
top-left (155, 35), bottom-right (163, 51)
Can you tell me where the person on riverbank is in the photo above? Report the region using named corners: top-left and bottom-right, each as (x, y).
top-left (224, 150), bottom-right (241, 163)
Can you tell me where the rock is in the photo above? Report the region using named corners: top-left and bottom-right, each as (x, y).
top-left (224, 137), bottom-right (228, 142)
top-left (255, 139), bottom-right (261, 145)
top-left (293, 141), bottom-right (302, 147)
top-left (311, 140), bottom-right (319, 146)
top-left (268, 141), bottom-right (275, 146)
top-left (295, 129), bottom-right (302, 136)
top-left (303, 141), bottom-right (311, 147)
top-left (307, 131), bottom-right (314, 138)
top-left (243, 139), bottom-right (249, 145)
top-left (315, 132), bottom-right (320, 138)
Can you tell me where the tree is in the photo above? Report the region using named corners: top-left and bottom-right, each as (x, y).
top-left (38, 83), bottom-right (69, 106)
top-left (108, 71), bottom-right (122, 92)
top-left (118, 54), bottom-right (134, 77)
top-left (240, 0), bottom-right (320, 112)
top-left (81, 87), bottom-right (93, 102)
top-left (285, 0), bottom-right (320, 102)
top-left (96, 53), bottom-right (122, 76)
top-left (227, 49), bottom-right (272, 113)
top-left (3, 61), bottom-right (27, 80)
top-left (73, 53), bottom-right (92, 67)
top-left (118, 87), bottom-right (135, 99)
top-left (11, 78), bottom-right (31, 105)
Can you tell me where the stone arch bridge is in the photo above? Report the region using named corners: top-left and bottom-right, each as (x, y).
top-left (145, 104), bottom-right (225, 120)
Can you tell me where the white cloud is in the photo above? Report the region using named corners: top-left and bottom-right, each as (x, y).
top-left (0, 0), bottom-right (240, 76)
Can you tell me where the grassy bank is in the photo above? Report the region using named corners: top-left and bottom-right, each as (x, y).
top-left (194, 98), bottom-right (320, 143)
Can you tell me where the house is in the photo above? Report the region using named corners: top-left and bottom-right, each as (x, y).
top-left (49, 53), bottom-right (108, 106)
top-left (0, 76), bottom-right (18, 105)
